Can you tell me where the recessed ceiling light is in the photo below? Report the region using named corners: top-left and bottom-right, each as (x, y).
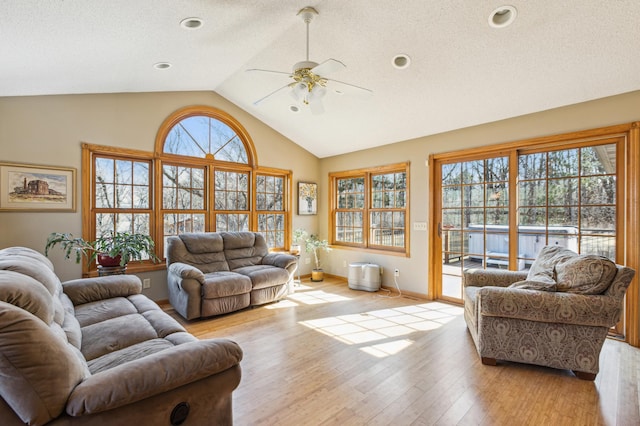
top-left (488, 5), bottom-right (517, 28)
top-left (180, 17), bottom-right (204, 30)
top-left (392, 54), bottom-right (411, 70)
top-left (289, 105), bottom-right (300, 113)
top-left (154, 62), bottom-right (172, 70)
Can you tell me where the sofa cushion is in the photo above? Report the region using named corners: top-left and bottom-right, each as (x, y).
top-left (222, 232), bottom-right (268, 270)
top-left (87, 338), bottom-right (177, 374)
top-left (0, 303), bottom-right (88, 425)
top-left (202, 272), bottom-right (252, 298)
top-left (167, 234), bottom-right (230, 273)
top-left (234, 265), bottom-right (290, 290)
top-left (509, 280), bottom-right (557, 292)
top-left (556, 255), bottom-right (617, 294)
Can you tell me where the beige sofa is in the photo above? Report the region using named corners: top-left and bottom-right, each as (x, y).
top-left (463, 245), bottom-right (635, 380)
top-left (166, 232), bottom-right (298, 320)
top-left (0, 246), bottom-right (242, 425)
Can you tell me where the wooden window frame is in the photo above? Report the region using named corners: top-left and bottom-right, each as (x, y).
top-left (82, 106), bottom-right (294, 276)
top-left (330, 162), bottom-right (410, 255)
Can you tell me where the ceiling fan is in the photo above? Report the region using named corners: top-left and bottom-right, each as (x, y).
top-left (246, 6), bottom-right (372, 115)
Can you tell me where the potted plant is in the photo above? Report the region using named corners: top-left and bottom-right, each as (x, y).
top-left (295, 229), bottom-right (331, 281)
top-left (45, 231), bottom-right (160, 267)
top-left (291, 228), bottom-right (307, 256)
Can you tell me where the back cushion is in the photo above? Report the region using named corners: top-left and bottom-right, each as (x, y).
top-left (0, 303), bottom-right (88, 425)
top-left (556, 255), bottom-right (617, 294)
top-left (166, 233), bottom-right (230, 273)
top-left (222, 232), bottom-right (268, 270)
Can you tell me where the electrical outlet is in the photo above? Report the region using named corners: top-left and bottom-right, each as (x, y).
top-left (394, 268), bottom-right (400, 277)
top-left (143, 278), bottom-right (151, 289)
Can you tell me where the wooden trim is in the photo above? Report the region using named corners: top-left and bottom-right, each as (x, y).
top-left (427, 154), bottom-right (438, 300)
top-left (431, 122), bottom-right (634, 162)
top-left (329, 162), bottom-right (410, 256)
top-left (626, 121), bottom-right (640, 346)
top-left (153, 105), bottom-right (258, 167)
top-left (81, 145), bottom-right (92, 276)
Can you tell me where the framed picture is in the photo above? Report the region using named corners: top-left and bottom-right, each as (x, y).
top-left (0, 162), bottom-right (76, 212)
top-left (298, 182), bottom-right (317, 215)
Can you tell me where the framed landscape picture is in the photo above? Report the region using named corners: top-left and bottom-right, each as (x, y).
top-left (298, 182), bottom-right (317, 215)
top-left (0, 162), bottom-right (76, 212)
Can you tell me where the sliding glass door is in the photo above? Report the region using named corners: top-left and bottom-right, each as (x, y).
top-left (434, 139), bottom-right (621, 305)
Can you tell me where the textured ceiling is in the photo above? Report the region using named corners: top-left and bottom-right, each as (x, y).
top-left (2, 1), bottom-right (640, 157)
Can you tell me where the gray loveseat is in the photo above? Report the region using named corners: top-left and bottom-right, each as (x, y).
top-left (166, 232), bottom-right (298, 320)
top-left (463, 245), bottom-right (635, 380)
top-left (0, 246), bottom-right (242, 425)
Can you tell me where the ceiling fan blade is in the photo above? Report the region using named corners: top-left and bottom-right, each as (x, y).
top-left (246, 68), bottom-right (292, 77)
top-left (310, 59), bottom-right (346, 76)
top-left (326, 78), bottom-right (373, 96)
top-left (253, 83), bottom-right (293, 106)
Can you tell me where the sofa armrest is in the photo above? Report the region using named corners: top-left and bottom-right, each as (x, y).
top-left (66, 338), bottom-right (243, 416)
top-left (463, 268), bottom-right (528, 288)
top-left (478, 286), bottom-right (622, 327)
top-left (262, 253), bottom-right (297, 271)
top-left (168, 262), bottom-right (205, 285)
top-left (62, 275), bottom-right (142, 305)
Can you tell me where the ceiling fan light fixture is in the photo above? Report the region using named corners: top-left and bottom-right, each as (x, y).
top-left (488, 6), bottom-right (517, 28)
top-left (308, 84), bottom-right (327, 103)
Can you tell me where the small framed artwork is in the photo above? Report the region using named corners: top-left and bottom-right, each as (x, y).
top-left (0, 162), bottom-right (76, 212)
top-left (298, 182), bottom-right (317, 215)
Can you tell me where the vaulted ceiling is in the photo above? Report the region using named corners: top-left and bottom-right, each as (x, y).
top-left (2, 1), bottom-right (639, 157)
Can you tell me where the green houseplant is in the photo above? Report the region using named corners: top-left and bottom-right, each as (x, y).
top-left (294, 228), bottom-right (331, 281)
top-left (45, 231), bottom-right (160, 267)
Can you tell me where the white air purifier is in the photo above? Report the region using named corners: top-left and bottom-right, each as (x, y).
top-left (348, 262), bottom-right (381, 292)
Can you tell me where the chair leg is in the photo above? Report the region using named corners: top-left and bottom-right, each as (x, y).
top-left (573, 370), bottom-right (596, 381)
top-left (481, 357), bottom-right (497, 366)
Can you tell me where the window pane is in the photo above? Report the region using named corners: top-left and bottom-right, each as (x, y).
top-left (548, 149), bottom-right (578, 178)
top-left (581, 176), bottom-right (616, 204)
top-left (581, 144), bottom-right (616, 175)
top-left (463, 160), bottom-right (484, 184)
top-left (116, 160), bottom-right (132, 184)
top-left (519, 180), bottom-right (546, 206)
top-left (442, 163), bottom-right (461, 185)
top-left (548, 178), bottom-right (578, 206)
top-left (163, 115), bottom-right (249, 164)
top-left (518, 153), bottom-right (546, 180)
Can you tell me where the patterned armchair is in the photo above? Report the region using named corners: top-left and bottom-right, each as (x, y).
top-left (463, 245), bottom-right (635, 380)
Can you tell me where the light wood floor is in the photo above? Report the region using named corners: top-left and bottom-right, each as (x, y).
top-left (162, 277), bottom-right (640, 426)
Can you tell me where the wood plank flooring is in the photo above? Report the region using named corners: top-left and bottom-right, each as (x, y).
top-left (162, 277), bottom-right (640, 426)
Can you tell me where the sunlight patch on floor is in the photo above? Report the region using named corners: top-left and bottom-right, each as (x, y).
top-left (288, 290), bottom-right (351, 305)
top-left (299, 301), bottom-right (461, 358)
top-left (265, 300), bottom-right (299, 309)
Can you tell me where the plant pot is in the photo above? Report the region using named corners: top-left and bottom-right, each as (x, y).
top-left (97, 253), bottom-right (122, 267)
top-left (311, 269), bottom-right (324, 282)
